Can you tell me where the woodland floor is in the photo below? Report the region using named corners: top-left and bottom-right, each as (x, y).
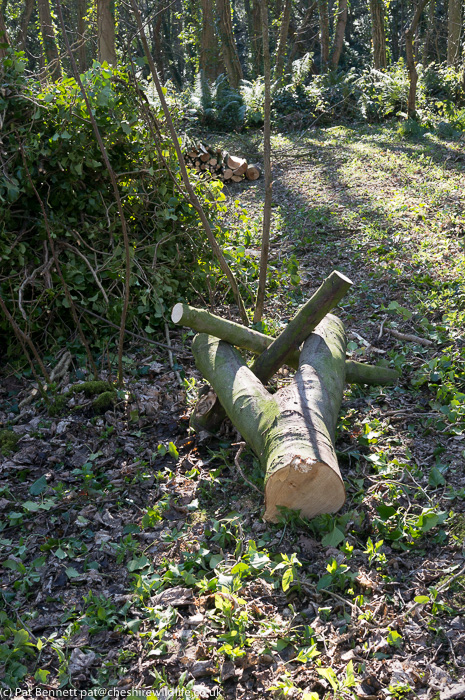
top-left (1, 123), bottom-right (465, 700)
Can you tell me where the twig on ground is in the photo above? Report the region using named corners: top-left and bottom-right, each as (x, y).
top-left (165, 322), bottom-right (183, 386)
top-left (232, 441), bottom-right (263, 496)
top-left (378, 315), bottom-right (387, 340)
top-left (348, 331), bottom-right (386, 354)
top-left (386, 328), bottom-right (433, 347)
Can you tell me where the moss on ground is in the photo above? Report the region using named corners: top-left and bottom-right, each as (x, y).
top-left (0, 429), bottom-right (19, 455)
top-left (92, 391), bottom-right (116, 413)
top-left (70, 381), bottom-right (114, 397)
top-left (48, 381), bottom-right (116, 417)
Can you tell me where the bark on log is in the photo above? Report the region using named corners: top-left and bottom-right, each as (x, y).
top-left (251, 270), bottom-right (352, 383)
top-left (172, 302), bottom-right (399, 386)
top-left (192, 314), bottom-right (347, 521)
top-left (344, 360), bottom-right (399, 385)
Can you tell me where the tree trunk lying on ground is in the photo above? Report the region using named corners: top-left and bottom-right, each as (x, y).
top-left (172, 277), bottom-right (398, 434)
top-left (171, 302), bottom-right (399, 385)
top-left (192, 314), bottom-right (347, 521)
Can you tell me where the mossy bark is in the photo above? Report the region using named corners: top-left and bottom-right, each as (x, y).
top-left (216, 0), bottom-right (243, 88)
top-left (173, 302), bottom-right (398, 387)
top-left (251, 270), bottom-right (352, 383)
top-left (192, 314), bottom-right (347, 522)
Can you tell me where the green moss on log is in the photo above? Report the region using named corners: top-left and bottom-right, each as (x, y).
top-left (92, 391), bottom-right (116, 413)
top-left (70, 381), bottom-right (114, 397)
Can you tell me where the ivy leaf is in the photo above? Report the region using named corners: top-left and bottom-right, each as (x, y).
top-left (127, 556), bottom-right (149, 572)
top-left (13, 629), bottom-right (30, 647)
top-left (29, 475), bottom-right (47, 496)
top-left (4, 559), bottom-right (26, 574)
top-left (321, 525), bottom-right (345, 547)
top-left (316, 573), bottom-right (333, 591)
top-left (429, 466), bottom-right (445, 487)
top-left (376, 504), bottom-right (397, 521)
top-left (35, 669), bottom-right (50, 683)
top-left (414, 595), bottom-right (430, 604)
top-left (209, 554), bottom-right (223, 570)
top-left (23, 500), bottom-right (40, 512)
top-left (65, 567), bottom-right (80, 579)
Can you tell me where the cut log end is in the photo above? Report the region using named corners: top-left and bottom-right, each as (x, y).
top-left (246, 164), bottom-right (261, 181)
top-left (171, 302), bottom-right (184, 324)
top-left (264, 455), bottom-right (346, 523)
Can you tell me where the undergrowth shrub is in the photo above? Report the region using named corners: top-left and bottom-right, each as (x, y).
top-left (186, 71), bottom-right (245, 131)
top-left (0, 52), bottom-right (227, 358)
top-left (241, 60), bottom-right (465, 130)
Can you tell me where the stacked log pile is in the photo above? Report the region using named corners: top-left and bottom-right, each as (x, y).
top-left (183, 142), bottom-right (261, 183)
top-left (172, 271), bottom-right (400, 522)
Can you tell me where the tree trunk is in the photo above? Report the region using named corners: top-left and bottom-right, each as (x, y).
top-left (77, 0), bottom-right (87, 72)
top-left (447, 0), bottom-right (462, 65)
top-left (200, 0), bottom-right (223, 80)
top-left (185, 270), bottom-right (353, 435)
top-left (0, 9), bottom-right (9, 65)
top-left (97, 0), bottom-right (117, 66)
top-left (254, 0), bottom-right (272, 323)
top-left (192, 315), bottom-right (347, 522)
top-left (330, 0), bottom-right (348, 68)
top-left (318, 0), bottom-right (330, 70)
top-left (172, 302), bottom-right (400, 386)
top-left (252, 0), bottom-right (264, 75)
top-left (273, 0), bottom-right (292, 83)
top-left (19, 0), bottom-right (35, 55)
top-left (287, 1), bottom-right (317, 64)
top-left (246, 0), bottom-right (264, 76)
top-left (390, 0), bottom-right (399, 61)
top-left (422, 0), bottom-right (435, 63)
top-left (162, 13), bottom-right (183, 89)
top-left (405, 0), bottom-right (430, 118)
top-left (38, 0), bottom-right (62, 80)
top-left (217, 0), bottom-right (243, 87)
top-left (370, 0), bottom-right (387, 69)
top-left (152, 14), bottom-right (165, 83)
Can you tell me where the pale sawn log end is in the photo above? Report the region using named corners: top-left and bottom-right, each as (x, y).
top-left (264, 455), bottom-right (346, 522)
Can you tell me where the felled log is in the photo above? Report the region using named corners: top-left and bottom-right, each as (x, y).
top-left (246, 164), bottom-right (261, 181)
top-left (192, 314), bottom-right (347, 521)
top-left (171, 302), bottom-right (399, 386)
top-left (251, 271), bottom-right (353, 382)
top-left (183, 142), bottom-right (261, 184)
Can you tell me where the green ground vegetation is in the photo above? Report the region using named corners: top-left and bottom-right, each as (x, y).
top-left (1, 122), bottom-right (464, 696)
